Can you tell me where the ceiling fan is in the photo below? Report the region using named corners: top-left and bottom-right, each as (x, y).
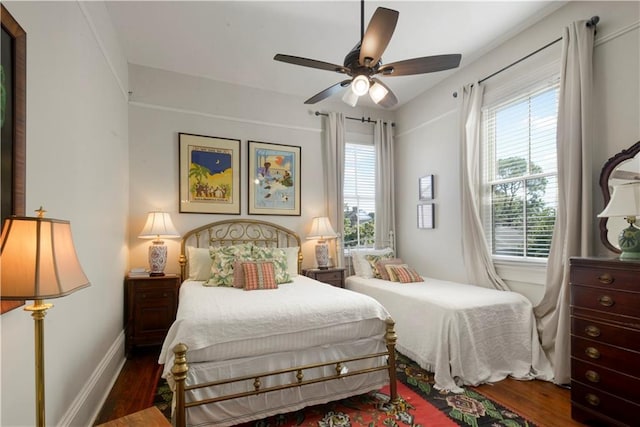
top-left (274, 1), bottom-right (462, 108)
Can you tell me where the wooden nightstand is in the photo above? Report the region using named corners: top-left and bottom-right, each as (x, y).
top-left (304, 267), bottom-right (345, 288)
top-left (124, 274), bottom-right (181, 357)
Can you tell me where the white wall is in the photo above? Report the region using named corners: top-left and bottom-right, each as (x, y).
top-left (0, 2), bottom-right (129, 426)
top-left (127, 64), bottom-right (395, 273)
top-left (394, 1), bottom-right (640, 303)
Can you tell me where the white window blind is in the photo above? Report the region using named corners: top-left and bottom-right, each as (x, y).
top-left (343, 142), bottom-right (376, 247)
top-left (481, 80), bottom-right (559, 259)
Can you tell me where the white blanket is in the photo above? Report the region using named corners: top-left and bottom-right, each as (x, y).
top-left (159, 275), bottom-right (390, 374)
top-left (345, 275), bottom-right (553, 392)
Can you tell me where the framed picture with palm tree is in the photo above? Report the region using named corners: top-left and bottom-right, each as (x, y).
top-left (179, 133), bottom-right (241, 214)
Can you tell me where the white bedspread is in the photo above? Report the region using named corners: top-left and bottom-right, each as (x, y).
top-left (159, 275), bottom-right (390, 376)
top-left (345, 275), bottom-right (553, 392)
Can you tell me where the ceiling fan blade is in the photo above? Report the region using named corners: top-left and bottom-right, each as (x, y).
top-left (371, 78), bottom-right (398, 108)
top-left (378, 54), bottom-right (462, 76)
top-left (359, 7), bottom-right (399, 67)
top-left (274, 54), bottom-right (349, 74)
top-left (304, 79), bottom-right (352, 104)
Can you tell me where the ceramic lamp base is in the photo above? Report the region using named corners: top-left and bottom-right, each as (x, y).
top-left (619, 223), bottom-right (640, 260)
top-left (148, 241), bottom-right (168, 276)
top-left (315, 241), bottom-right (329, 269)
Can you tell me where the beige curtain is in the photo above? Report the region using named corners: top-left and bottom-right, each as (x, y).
top-left (323, 112), bottom-right (346, 267)
top-left (374, 120), bottom-right (395, 249)
top-left (459, 83), bottom-right (510, 291)
top-left (534, 20), bottom-right (595, 385)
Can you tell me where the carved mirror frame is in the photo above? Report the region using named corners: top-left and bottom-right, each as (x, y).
top-left (599, 141), bottom-right (640, 253)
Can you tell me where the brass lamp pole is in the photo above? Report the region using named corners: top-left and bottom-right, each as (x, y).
top-left (0, 208), bottom-right (90, 426)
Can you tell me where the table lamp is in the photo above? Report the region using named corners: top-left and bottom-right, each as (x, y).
top-left (138, 211), bottom-right (180, 276)
top-left (0, 207), bottom-right (90, 427)
top-left (307, 216), bottom-right (337, 269)
top-left (597, 182), bottom-right (640, 260)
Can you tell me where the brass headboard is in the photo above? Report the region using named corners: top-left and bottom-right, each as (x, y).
top-left (179, 219), bottom-right (302, 280)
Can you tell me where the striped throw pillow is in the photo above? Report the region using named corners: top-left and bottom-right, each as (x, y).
top-left (242, 261), bottom-right (278, 290)
top-left (385, 264), bottom-right (424, 283)
top-left (376, 258), bottom-right (405, 281)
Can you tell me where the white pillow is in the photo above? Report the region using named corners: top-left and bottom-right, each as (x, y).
top-left (187, 246), bottom-right (213, 281)
top-left (282, 246), bottom-right (300, 277)
top-left (351, 248), bottom-right (394, 278)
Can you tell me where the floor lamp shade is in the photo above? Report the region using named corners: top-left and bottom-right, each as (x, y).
top-left (307, 217), bottom-right (337, 269)
top-left (138, 211), bottom-right (180, 276)
top-left (0, 212), bottom-right (90, 427)
top-left (1, 216), bottom-right (90, 299)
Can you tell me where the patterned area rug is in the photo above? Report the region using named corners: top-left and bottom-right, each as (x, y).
top-left (154, 353), bottom-right (536, 427)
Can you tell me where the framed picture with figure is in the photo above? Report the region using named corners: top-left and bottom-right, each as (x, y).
top-left (419, 175), bottom-right (434, 200)
top-left (248, 141), bottom-right (301, 216)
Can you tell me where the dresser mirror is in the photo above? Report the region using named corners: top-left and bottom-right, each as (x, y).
top-left (599, 141), bottom-right (640, 253)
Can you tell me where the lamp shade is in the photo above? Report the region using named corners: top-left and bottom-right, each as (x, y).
top-left (307, 217), bottom-right (337, 241)
top-left (0, 216), bottom-right (90, 300)
top-left (138, 211), bottom-right (180, 239)
top-left (597, 182), bottom-right (640, 218)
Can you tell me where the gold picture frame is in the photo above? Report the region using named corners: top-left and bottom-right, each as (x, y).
top-left (179, 133), bottom-right (241, 214)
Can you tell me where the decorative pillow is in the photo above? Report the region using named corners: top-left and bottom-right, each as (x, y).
top-left (206, 243), bottom-right (254, 287)
top-left (385, 264), bottom-right (424, 283)
top-left (187, 246), bottom-right (213, 281)
top-left (242, 261), bottom-right (278, 291)
top-left (364, 253), bottom-right (395, 278)
top-left (376, 258), bottom-right (405, 281)
top-left (251, 246), bottom-right (292, 283)
top-left (350, 248), bottom-right (394, 278)
top-left (282, 246), bottom-right (300, 277)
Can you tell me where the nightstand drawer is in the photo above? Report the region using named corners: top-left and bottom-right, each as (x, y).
top-left (315, 270), bottom-right (343, 282)
top-left (304, 268), bottom-right (345, 288)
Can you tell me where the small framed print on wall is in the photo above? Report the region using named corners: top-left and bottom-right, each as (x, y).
top-left (179, 133), bottom-right (241, 214)
top-left (419, 175), bottom-right (434, 200)
top-left (418, 204), bottom-right (435, 229)
top-left (248, 140), bottom-right (301, 216)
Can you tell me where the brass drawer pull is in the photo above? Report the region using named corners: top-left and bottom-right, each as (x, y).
top-left (598, 295), bottom-right (614, 307)
top-left (585, 325), bottom-right (601, 337)
top-left (585, 347), bottom-right (600, 359)
top-left (597, 273), bottom-right (613, 284)
top-left (585, 393), bottom-right (600, 406)
top-left (585, 370), bottom-right (600, 383)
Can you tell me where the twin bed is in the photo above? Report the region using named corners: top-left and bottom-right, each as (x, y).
top-left (161, 219), bottom-right (552, 426)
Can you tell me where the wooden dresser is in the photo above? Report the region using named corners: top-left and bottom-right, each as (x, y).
top-left (569, 257), bottom-right (640, 426)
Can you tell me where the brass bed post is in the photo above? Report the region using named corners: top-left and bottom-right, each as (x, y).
top-left (385, 318), bottom-right (399, 404)
top-left (172, 343), bottom-right (189, 427)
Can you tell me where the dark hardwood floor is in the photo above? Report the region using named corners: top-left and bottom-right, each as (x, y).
top-left (95, 347), bottom-right (587, 427)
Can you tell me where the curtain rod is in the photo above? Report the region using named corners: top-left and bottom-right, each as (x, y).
top-left (452, 16), bottom-right (599, 97)
top-left (314, 111), bottom-right (395, 127)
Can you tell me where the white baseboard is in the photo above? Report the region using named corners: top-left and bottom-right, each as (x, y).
top-left (57, 331), bottom-right (126, 426)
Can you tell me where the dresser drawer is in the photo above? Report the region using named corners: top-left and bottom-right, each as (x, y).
top-left (571, 264), bottom-right (640, 292)
top-left (571, 381), bottom-right (640, 426)
top-left (571, 336), bottom-right (640, 378)
top-left (572, 316), bottom-right (640, 348)
top-left (571, 285), bottom-right (640, 318)
top-left (572, 358), bottom-right (640, 403)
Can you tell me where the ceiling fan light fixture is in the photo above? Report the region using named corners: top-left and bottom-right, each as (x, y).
top-left (342, 88), bottom-right (359, 107)
top-left (369, 82), bottom-right (389, 104)
top-left (351, 75), bottom-right (370, 96)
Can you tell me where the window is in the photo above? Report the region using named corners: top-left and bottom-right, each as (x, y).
top-left (481, 80), bottom-right (559, 260)
top-left (343, 142), bottom-right (376, 247)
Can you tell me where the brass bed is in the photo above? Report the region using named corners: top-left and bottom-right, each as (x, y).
top-left (163, 219), bottom-right (398, 427)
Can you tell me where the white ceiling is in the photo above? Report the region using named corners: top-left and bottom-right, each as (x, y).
top-left (105, 1), bottom-right (564, 109)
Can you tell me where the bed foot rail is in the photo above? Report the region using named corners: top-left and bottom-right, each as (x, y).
top-left (385, 317), bottom-right (399, 404)
top-left (172, 343), bottom-right (189, 427)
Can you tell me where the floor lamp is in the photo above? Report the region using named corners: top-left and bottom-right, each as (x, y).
top-left (0, 208), bottom-right (90, 427)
